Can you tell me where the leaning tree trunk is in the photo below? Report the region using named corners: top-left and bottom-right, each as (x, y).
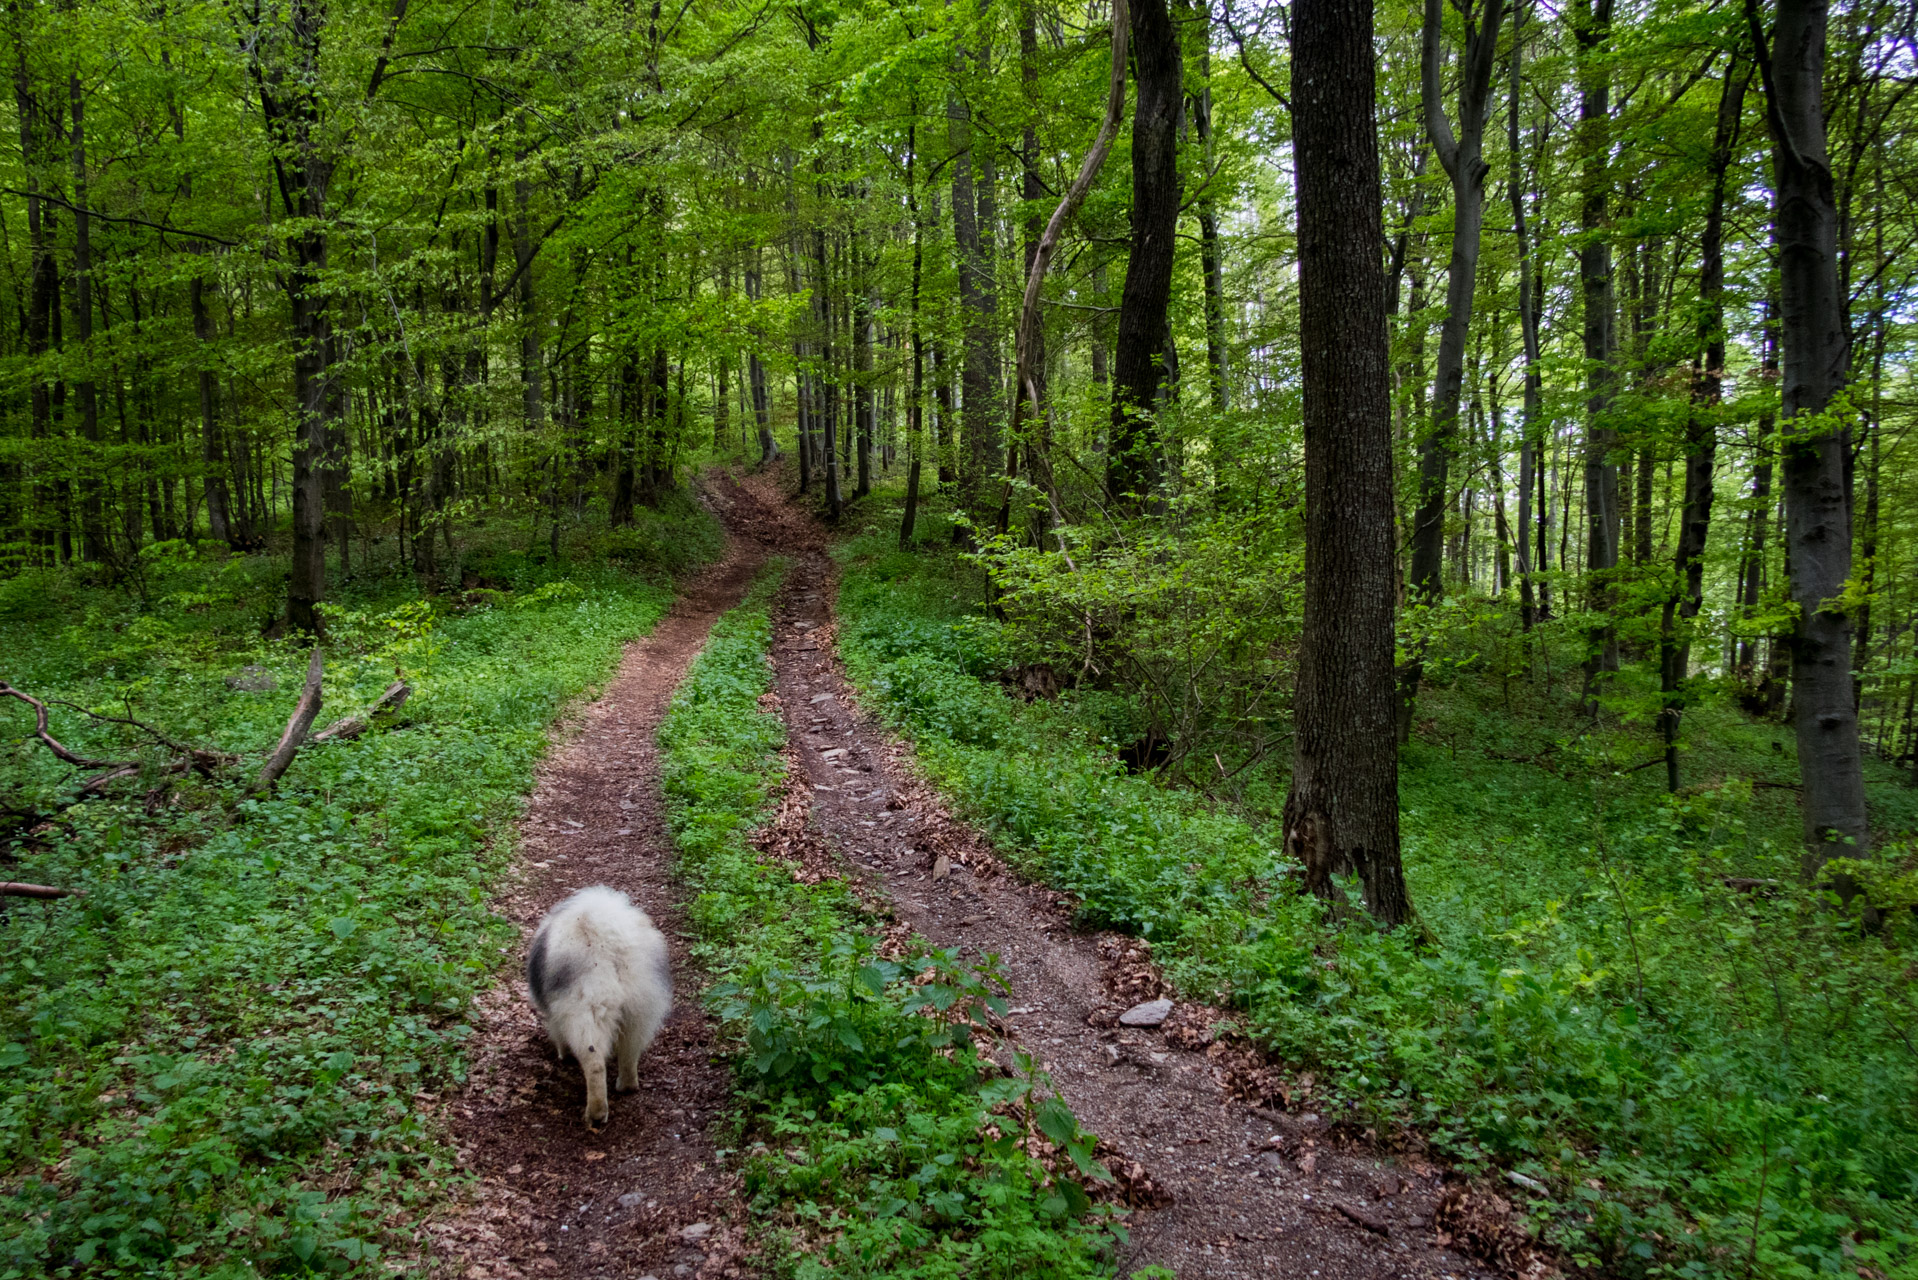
top-left (1750, 0), bottom-right (1872, 878)
top-left (1286, 0), bottom-right (1412, 928)
top-left (1106, 0), bottom-right (1182, 511)
top-left (1398, 0), bottom-right (1507, 739)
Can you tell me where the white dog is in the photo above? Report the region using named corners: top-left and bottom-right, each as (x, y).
top-left (526, 885), bottom-right (672, 1126)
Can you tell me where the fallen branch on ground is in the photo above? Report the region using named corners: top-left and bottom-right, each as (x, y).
top-left (0, 682), bottom-right (137, 772)
top-left (0, 881), bottom-right (83, 899)
top-left (312, 679), bottom-right (410, 743)
top-left (251, 650), bottom-right (324, 795)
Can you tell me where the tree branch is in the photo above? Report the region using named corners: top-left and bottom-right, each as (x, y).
top-left (250, 650), bottom-right (324, 794)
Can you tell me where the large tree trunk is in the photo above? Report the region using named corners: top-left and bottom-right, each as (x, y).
top-left (1576, 0), bottom-right (1621, 708)
top-left (1751, 0), bottom-right (1872, 876)
top-left (745, 254), bottom-right (776, 464)
top-left (1398, 0), bottom-right (1506, 738)
top-left (1106, 0), bottom-right (1181, 510)
top-left (1660, 57), bottom-right (1747, 791)
top-left (1286, 0), bottom-right (1411, 928)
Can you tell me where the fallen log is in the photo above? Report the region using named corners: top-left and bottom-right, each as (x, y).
top-left (0, 881), bottom-right (83, 899)
top-left (250, 650), bottom-right (324, 795)
top-left (312, 679), bottom-right (410, 743)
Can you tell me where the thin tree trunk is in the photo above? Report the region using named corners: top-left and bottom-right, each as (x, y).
top-left (1509, 1), bottom-right (1544, 628)
top-left (1661, 55), bottom-right (1746, 791)
top-left (69, 71), bottom-right (104, 563)
top-left (1400, 0), bottom-right (1507, 737)
top-left (901, 122), bottom-right (925, 548)
top-left (1107, 0), bottom-right (1182, 510)
top-left (1577, 0), bottom-right (1621, 709)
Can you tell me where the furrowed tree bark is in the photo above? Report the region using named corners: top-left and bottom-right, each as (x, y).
top-left (1286, 0), bottom-right (1411, 928)
top-left (949, 44), bottom-right (1000, 520)
top-left (1106, 0), bottom-right (1182, 511)
top-left (1748, 0), bottom-right (1872, 879)
top-left (1399, 0), bottom-right (1507, 738)
top-left (1660, 55), bottom-right (1747, 792)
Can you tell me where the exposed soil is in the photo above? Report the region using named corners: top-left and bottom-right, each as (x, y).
top-left (430, 463), bottom-right (1546, 1280)
top-left (740, 464), bottom-right (1541, 1280)
top-left (429, 507), bottom-right (768, 1280)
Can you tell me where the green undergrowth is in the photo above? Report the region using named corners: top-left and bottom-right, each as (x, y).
top-left (0, 502), bottom-right (717, 1277)
top-left (657, 561), bottom-right (1130, 1279)
top-left (829, 496), bottom-right (1918, 1280)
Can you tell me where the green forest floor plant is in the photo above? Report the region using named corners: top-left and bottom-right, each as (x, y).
top-left (0, 497), bottom-right (720, 1277)
top-left (829, 486), bottom-right (1918, 1280)
top-left (656, 560), bottom-right (1132, 1280)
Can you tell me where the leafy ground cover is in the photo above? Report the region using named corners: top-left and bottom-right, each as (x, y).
top-left (656, 560), bottom-right (1133, 1279)
top-left (0, 500), bottom-right (719, 1278)
top-left (830, 493), bottom-right (1918, 1280)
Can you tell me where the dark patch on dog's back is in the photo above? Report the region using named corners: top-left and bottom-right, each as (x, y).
top-left (526, 927), bottom-right (579, 1012)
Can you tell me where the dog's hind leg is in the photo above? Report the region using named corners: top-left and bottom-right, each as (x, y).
top-left (615, 1018), bottom-right (642, 1094)
top-left (578, 1042), bottom-right (610, 1126)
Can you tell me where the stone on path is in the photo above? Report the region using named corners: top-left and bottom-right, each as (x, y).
top-left (1118, 998), bottom-right (1174, 1028)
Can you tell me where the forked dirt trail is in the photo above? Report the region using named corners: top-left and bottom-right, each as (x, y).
top-left (433, 518), bottom-right (768, 1280)
top-left (433, 467), bottom-right (1524, 1280)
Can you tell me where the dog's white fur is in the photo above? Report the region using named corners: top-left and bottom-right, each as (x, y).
top-left (526, 885), bottom-right (671, 1126)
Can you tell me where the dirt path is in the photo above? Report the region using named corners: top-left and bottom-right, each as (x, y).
top-left (433, 520), bottom-right (767, 1280)
top-left (740, 468), bottom-right (1511, 1280)
top-left (429, 467), bottom-right (1520, 1280)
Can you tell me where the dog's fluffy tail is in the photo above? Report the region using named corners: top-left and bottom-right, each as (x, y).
top-left (527, 885), bottom-right (671, 1125)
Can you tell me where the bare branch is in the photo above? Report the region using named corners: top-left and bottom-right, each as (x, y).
top-left (312, 680), bottom-right (411, 743)
top-left (251, 651), bottom-right (324, 794)
top-left (0, 683), bottom-right (137, 772)
top-left (0, 882), bottom-right (83, 900)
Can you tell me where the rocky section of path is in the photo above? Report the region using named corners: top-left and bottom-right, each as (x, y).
top-left (430, 528), bottom-right (767, 1280)
top-left (747, 474), bottom-right (1523, 1280)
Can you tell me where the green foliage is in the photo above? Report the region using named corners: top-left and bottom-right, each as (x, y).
top-left (0, 511), bottom-right (718, 1276)
top-left (835, 503), bottom-right (1918, 1280)
top-left (657, 562), bottom-right (1124, 1278)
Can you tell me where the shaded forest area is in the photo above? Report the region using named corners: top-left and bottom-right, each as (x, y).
top-left (2, 0), bottom-right (1917, 1275)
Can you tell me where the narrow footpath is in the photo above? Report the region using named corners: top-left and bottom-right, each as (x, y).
top-left (431, 466), bottom-right (1535, 1280)
top-left (433, 522), bottom-right (766, 1280)
top-left (741, 467), bottom-right (1526, 1280)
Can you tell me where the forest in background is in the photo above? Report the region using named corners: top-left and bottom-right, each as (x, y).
top-left (2, 0), bottom-right (1917, 1274)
